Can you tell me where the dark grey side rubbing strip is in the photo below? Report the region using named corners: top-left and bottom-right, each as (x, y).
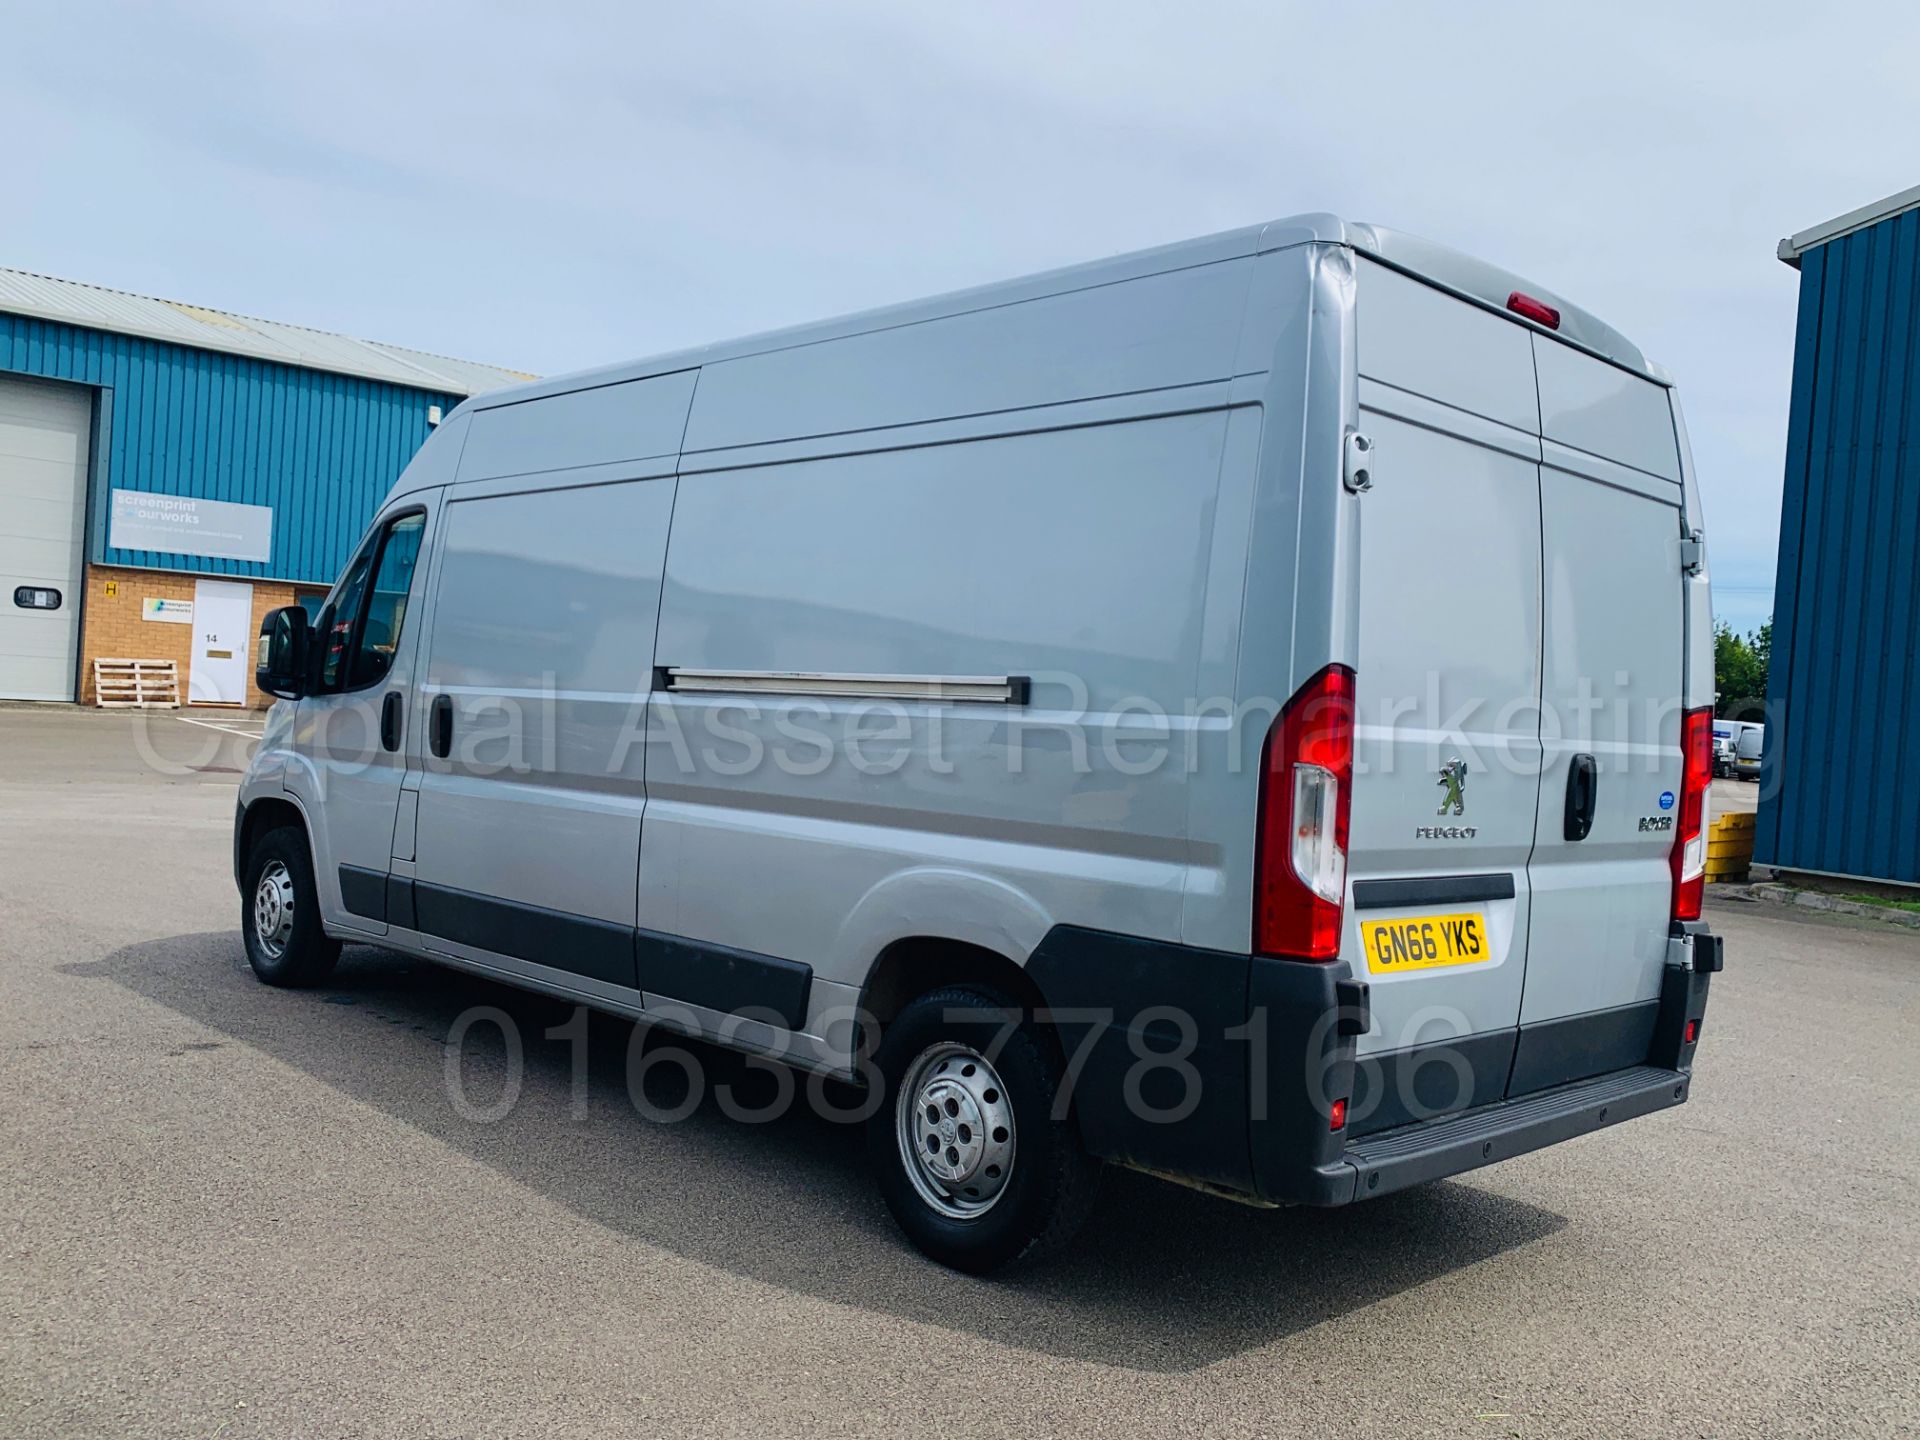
top-left (1350, 872), bottom-right (1517, 910)
top-left (385, 875), bottom-right (418, 932)
top-left (636, 929), bottom-right (813, 1032)
top-left (338, 865), bottom-right (388, 922)
top-left (394, 880), bottom-right (815, 1029)
top-left (412, 882), bottom-right (635, 988)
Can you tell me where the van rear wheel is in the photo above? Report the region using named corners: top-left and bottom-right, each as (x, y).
top-left (242, 825), bottom-right (340, 987)
top-left (868, 986), bottom-right (1099, 1273)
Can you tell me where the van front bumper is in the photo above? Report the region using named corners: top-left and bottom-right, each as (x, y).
top-left (1025, 922), bottom-right (1719, 1209)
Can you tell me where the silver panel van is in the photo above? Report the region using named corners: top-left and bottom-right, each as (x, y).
top-left (236, 215), bottom-right (1722, 1272)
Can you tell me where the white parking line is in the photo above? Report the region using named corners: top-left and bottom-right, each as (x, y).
top-left (174, 715), bottom-right (266, 739)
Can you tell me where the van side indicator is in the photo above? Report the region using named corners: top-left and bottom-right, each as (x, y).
top-left (657, 668), bottom-right (1031, 705)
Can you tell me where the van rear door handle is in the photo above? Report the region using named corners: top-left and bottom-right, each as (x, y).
top-left (430, 694), bottom-right (453, 759)
top-left (379, 691), bottom-right (403, 752)
top-left (1564, 753), bottom-right (1598, 841)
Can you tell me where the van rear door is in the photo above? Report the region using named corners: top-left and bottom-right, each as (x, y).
top-left (1515, 338), bottom-right (1687, 1086)
top-left (1344, 262), bottom-right (1545, 1128)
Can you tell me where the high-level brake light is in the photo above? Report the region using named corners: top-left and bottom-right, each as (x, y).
top-left (1506, 290), bottom-right (1562, 330)
top-left (1671, 707), bottom-right (1713, 922)
top-left (1255, 664), bottom-right (1356, 960)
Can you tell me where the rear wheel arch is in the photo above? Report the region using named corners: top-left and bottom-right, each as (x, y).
top-left (859, 936), bottom-right (1049, 1046)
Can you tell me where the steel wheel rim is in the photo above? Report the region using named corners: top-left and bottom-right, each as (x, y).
top-left (895, 1041), bottom-right (1016, 1220)
top-left (253, 860), bottom-right (295, 959)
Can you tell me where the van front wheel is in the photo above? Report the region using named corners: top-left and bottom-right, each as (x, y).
top-left (868, 986), bottom-right (1099, 1273)
top-left (242, 825), bottom-right (340, 988)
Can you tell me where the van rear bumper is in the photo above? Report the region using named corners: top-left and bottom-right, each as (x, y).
top-left (1025, 922), bottom-right (1718, 1208)
top-left (1254, 930), bottom-right (1716, 1206)
top-left (1287, 1062), bottom-right (1691, 1206)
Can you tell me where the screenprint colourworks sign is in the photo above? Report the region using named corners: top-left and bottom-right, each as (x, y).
top-left (108, 490), bottom-right (274, 564)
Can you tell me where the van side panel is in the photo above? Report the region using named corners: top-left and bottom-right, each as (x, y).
top-left (1231, 245), bottom-right (1360, 727)
top-left (462, 371), bottom-right (698, 481)
top-left (643, 410), bottom-right (1230, 999)
top-left (1185, 243), bottom-right (1344, 955)
top-left (1176, 401), bottom-right (1267, 954)
top-left (407, 476), bottom-right (675, 981)
top-left (679, 260), bottom-right (1254, 452)
top-left (385, 409), bottom-right (471, 501)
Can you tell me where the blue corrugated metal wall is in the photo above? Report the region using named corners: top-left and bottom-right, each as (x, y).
top-left (1756, 209), bottom-right (1920, 882)
top-left (0, 312), bottom-right (459, 586)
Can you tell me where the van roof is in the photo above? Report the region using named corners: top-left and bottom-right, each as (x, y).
top-left (468, 213), bottom-right (1662, 414)
top-left (1347, 222), bottom-right (1659, 383)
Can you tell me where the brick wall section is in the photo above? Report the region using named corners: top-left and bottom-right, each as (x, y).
top-left (79, 565), bottom-right (323, 709)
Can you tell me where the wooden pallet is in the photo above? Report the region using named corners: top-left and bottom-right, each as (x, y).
top-left (92, 657), bottom-right (181, 709)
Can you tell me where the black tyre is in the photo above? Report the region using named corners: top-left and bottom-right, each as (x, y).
top-left (241, 824), bottom-right (341, 987)
top-left (868, 986), bottom-right (1100, 1274)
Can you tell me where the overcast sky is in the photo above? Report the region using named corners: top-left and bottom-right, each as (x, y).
top-left (6, 1), bottom-right (1916, 634)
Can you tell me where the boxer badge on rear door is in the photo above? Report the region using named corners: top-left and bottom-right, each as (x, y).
top-left (1436, 757), bottom-right (1467, 817)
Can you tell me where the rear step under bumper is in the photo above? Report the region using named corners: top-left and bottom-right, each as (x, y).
top-left (1299, 1063), bottom-right (1691, 1206)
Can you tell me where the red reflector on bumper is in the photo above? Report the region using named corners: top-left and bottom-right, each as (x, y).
top-left (1684, 1019), bottom-right (1700, 1045)
top-left (1329, 1098), bottom-right (1348, 1132)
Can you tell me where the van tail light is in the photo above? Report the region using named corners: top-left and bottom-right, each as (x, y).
top-left (1670, 706), bottom-right (1712, 922)
top-left (1256, 664), bottom-right (1356, 960)
top-left (1507, 290), bottom-right (1562, 330)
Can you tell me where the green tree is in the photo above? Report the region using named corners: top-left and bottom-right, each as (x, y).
top-left (1714, 619), bottom-right (1771, 718)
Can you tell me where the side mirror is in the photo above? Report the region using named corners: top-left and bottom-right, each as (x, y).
top-left (255, 606), bottom-right (312, 700)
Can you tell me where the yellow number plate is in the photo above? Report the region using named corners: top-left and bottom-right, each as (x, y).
top-left (1362, 912), bottom-right (1488, 974)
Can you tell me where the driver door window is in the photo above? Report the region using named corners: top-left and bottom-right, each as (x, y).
top-left (319, 511), bottom-right (426, 693)
top-left (351, 514), bottom-right (425, 688)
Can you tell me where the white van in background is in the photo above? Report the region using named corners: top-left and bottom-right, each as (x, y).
top-left (1712, 721), bottom-right (1740, 777)
top-left (1712, 719), bottom-right (1766, 781)
top-left (235, 215), bottom-right (1722, 1272)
